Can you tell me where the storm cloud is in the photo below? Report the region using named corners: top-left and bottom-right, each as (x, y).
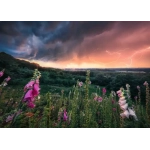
top-left (0, 21), bottom-right (150, 68)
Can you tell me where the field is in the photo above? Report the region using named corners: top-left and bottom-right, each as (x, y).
top-left (0, 67), bottom-right (150, 128)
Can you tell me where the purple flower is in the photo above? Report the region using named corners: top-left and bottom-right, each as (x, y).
top-left (0, 71), bottom-right (4, 78)
top-left (24, 80), bottom-right (35, 91)
top-left (6, 114), bottom-right (14, 122)
top-left (23, 79), bottom-right (40, 108)
top-left (97, 96), bottom-right (103, 102)
top-left (94, 96), bottom-right (98, 101)
top-left (6, 109), bottom-right (22, 123)
top-left (63, 109), bottom-right (68, 121)
top-left (27, 101), bottom-right (36, 108)
top-left (102, 88), bottom-right (106, 94)
top-left (116, 90), bottom-right (121, 94)
top-left (5, 76), bottom-right (11, 82)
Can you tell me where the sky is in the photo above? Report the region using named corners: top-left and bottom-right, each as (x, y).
top-left (0, 21), bottom-right (150, 68)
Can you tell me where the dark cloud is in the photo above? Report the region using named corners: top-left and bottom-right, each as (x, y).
top-left (0, 21), bottom-right (115, 59)
top-left (68, 21), bottom-right (115, 39)
top-left (0, 21), bottom-right (150, 68)
top-left (0, 21), bottom-right (20, 36)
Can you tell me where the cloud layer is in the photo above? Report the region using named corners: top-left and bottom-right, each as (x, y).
top-left (0, 21), bottom-right (150, 68)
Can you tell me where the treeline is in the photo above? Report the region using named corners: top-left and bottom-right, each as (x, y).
top-left (1, 66), bottom-right (150, 104)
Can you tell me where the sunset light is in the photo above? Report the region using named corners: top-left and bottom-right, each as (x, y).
top-left (0, 21), bottom-right (150, 68)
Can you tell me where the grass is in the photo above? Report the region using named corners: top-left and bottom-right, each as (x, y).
top-left (0, 70), bottom-right (150, 128)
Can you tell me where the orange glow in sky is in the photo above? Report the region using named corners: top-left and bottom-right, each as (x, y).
top-left (1, 21), bottom-right (150, 68)
top-left (18, 46), bottom-right (150, 68)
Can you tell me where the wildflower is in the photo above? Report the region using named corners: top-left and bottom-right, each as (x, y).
top-left (32, 80), bottom-right (40, 97)
top-left (63, 109), bottom-right (68, 121)
top-left (117, 88), bottom-right (124, 97)
top-left (97, 96), bottom-right (103, 102)
top-left (143, 81), bottom-right (148, 86)
top-left (128, 108), bottom-right (138, 121)
top-left (119, 100), bottom-right (126, 106)
top-left (6, 110), bottom-right (21, 123)
top-left (0, 70), bottom-right (4, 78)
top-left (6, 114), bottom-right (14, 122)
top-left (0, 72), bottom-right (3, 78)
top-left (0, 76), bottom-right (11, 87)
top-left (27, 101), bottom-right (35, 108)
top-left (102, 88), bottom-right (106, 94)
top-left (118, 93), bottom-right (124, 98)
top-left (126, 84), bottom-right (130, 89)
top-left (94, 96), bottom-right (98, 101)
top-left (24, 80), bottom-right (35, 91)
top-left (117, 86), bottom-right (138, 121)
top-left (120, 103), bottom-right (128, 111)
top-left (5, 76), bottom-right (11, 82)
top-left (3, 82), bottom-right (7, 86)
top-left (137, 86), bottom-right (140, 90)
top-left (23, 89), bottom-right (35, 102)
top-left (116, 90), bottom-right (122, 94)
top-left (78, 81), bottom-right (83, 87)
top-left (119, 97), bottom-right (126, 101)
top-left (120, 110), bottom-right (130, 119)
top-left (23, 77), bottom-right (40, 108)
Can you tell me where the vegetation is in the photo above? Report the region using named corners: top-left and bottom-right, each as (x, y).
top-left (0, 69), bottom-right (150, 127)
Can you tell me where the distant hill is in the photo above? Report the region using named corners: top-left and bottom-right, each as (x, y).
top-left (0, 52), bottom-right (63, 71)
top-left (0, 52), bottom-right (63, 85)
top-left (0, 52), bottom-right (41, 70)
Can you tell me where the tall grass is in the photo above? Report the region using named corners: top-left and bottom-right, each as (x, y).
top-left (0, 69), bottom-right (150, 128)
